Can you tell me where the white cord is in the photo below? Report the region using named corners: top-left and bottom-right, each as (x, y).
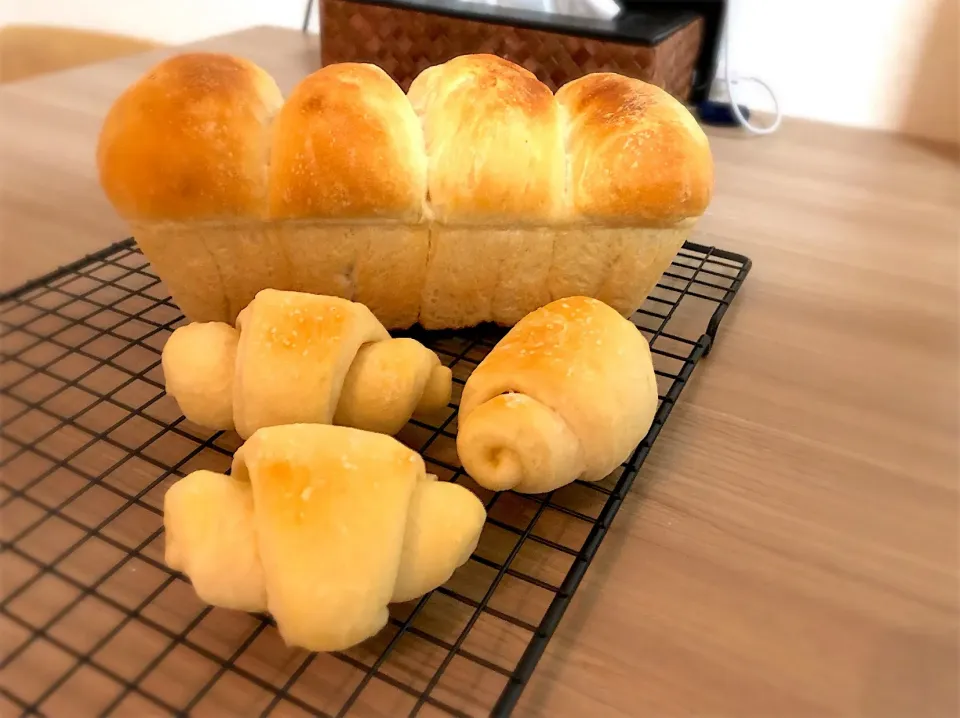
top-left (722, 18), bottom-right (783, 135)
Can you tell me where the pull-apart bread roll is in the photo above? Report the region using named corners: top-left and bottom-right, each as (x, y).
top-left (98, 54), bottom-right (427, 328)
top-left (407, 55), bottom-right (565, 328)
top-left (98, 52), bottom-right (711, 331)
top-left (161, 289), bottom-right (451, 438)
top-left (551, 73), bottom-right (713, 318)
top-left (97, 53), bottom-right (285, 324)
top-left (164, 424), bottom-right (486, 651)
top-left (268, 62), bottom-right (428, 329)
top-left (458, 297), bottom-right (658, 493)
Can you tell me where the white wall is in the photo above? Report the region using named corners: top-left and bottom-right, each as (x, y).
top-left (2, 0), bottom-right (956, 142)
top-left (0, 0), bottom-right (320, 41)
top-left (715, 0), bottom-right (957, 142)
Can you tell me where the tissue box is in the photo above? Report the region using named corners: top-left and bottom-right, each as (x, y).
top-left (320, 0), bottom-right (706, 100)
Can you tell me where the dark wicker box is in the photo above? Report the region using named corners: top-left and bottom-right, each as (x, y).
top-left (320, 0), bottom-right (706, 100)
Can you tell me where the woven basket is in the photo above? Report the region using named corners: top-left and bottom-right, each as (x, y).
top-left (320, 0), bottom-right (705, 99)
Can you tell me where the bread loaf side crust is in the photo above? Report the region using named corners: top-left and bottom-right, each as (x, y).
top-left (134, 219), bottom-right (696, 328)
top-left (419, 226), bottom-right (554, 330)
top-left (275, 221), bottom-right (428, 330)
top-left (549, 222), bottom-right (697, 317)
top-left (131, 222), bottom-right (231, 323)
top-left (134, 219), bottom-right (429, 329)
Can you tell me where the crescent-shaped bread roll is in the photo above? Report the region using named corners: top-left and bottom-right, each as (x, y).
top-left (162, 424), bottom-right (485, 652)
top-left (161, 289), bottom-right (452, 439)
top-left (457, 296), bottom-right (658, 493)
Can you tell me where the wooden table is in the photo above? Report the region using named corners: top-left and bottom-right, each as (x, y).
top-left (2, 25), bottom-right (958, 718)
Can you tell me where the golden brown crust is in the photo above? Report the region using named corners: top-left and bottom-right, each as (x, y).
top-left (268, 63), bottom-right (426, 220)
top-left (98, 53), bottom-right (712, 228)
top-left (97, 53), bottom-right (282, 221)
top-left (556, 73), bottom-right (713, 224)
top-left (407, 54), bottom-right (565, 224)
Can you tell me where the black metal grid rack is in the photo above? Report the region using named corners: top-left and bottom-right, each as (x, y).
top-left (0, 239), bottom-right (750, 718)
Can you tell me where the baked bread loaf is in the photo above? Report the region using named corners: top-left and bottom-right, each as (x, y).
top-left (98, 52), bottom-right (712, 330)
top-left (457, 296), bottom-right (658, 493)
top-left (164, 424), bottom-right (486, 651)
top-left (161, 289), bottom-right (451, 438)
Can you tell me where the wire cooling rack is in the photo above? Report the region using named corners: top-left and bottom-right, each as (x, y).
top-left (0, 239), bottom-right (750, 718)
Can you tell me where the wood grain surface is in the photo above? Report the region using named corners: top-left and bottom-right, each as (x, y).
top-left (1, 25), bottom-right (958, 718)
